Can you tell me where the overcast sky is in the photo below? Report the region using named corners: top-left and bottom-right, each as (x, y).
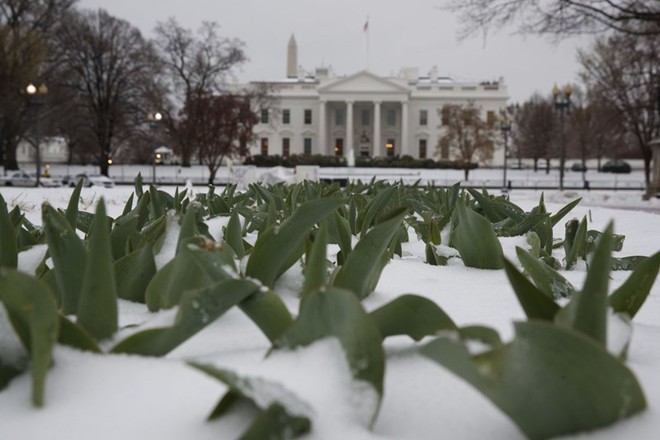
top-left (77, 0), bottom-right (592, 103)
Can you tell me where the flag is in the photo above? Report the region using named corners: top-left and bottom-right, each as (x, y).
top-left (363, 18), bottom-right (369, 32)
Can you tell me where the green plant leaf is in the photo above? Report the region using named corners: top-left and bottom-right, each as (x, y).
top-left (246, 198), bottom-right (344, 288)
top-left (329, 209), bottom-right (352, 261)
top-left (610, 255), bottom-right (647, 271)
top-left (466, 188), bottom-right (505, 223)
top-left (145, 246), bottom-right (216, 311)
top-left (0, 194), bottom-right (18, 269)
top-left (503, 258), bottom-right (560, 321)
top-left (77, 199), bottom-right (118, 340)
top-left (112, 279), bottom-right (260, 356)
top-left (114, 243), bottom-right (157, 303)
top-left (275, 287), bottom-right (385, 426)
top-left (421, 320), bottom-right (646, 440)
top-left (238, 288), bottom-right (293, 343)
top-left (300, 222), bottom-right (328, 308)
top-left (370, 294), bottom-right (456, 340)
top-left (64, 177), bottom-right (84, 228)
top-left (176, 204), bottom-right (197, 254)
top-left (333, 207), bottom-right (407, 299)
top-left (515, 247), bottom-right (576, 299)
top-left (450, 200), bottom-right (503, 270)
top-left (550, 197), bottom-right (582, 226)
top-left (0, 269), bottom-right (58, 407)
top-left (148, 185), bottom-right (165, 220)
top-left (357, 185), bottom-right (397, 235)
top-left (564, 216), bottom-right (588, 270)
top-left (556, 223), bottom-right (614, 347)
top-left (110, 213), bottom-right (140, 260)
top-left (239, 403), bottom-right (312, 440)
top-left (58, 314), bottom-right (102, 353)
top-left (42, 203), bottom-right (87, 314)
top-left (224, 210), bottom-right (246, 259)
top-left (134, 172), bottom-right (144, 198)
top-left (458, 325), bottom-right (502, 348)
top-left (0, 360), bottom-right (23, 393)
top-left (609, 251), bottom-right (660, 319)
top-left (121, 192), bottom-right (134, 217)
top-left (188, 364), bottom-right (312, 439)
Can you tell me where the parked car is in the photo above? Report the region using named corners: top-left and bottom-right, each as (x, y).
top-left (0, 170), bottom-right (62, 187)
top-left (571, 162), bottom-right (587, 172)
top-left (67, 173), bottom-right (115, 188)
top-left (601, 160), bottom-right (631, 174)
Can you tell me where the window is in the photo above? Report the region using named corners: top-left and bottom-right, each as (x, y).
top-left (260, 138), bottom-right (269, 155)
top-left (419, 110), bottom-right (428, 126)
top-left (304, 109), bottom-right (312, 124)
top-left (335, 138), bottom-right (344, 157)
top-left (386, 110), bottom-right (396, 126)
top-left (304, 138), bottom-right (312, 155)
top-left (386, 138), bottom-right (395, 157)
top-left (487, 110), bottom-right (495, 128)
top-left (441, 107), bottom-right (450, 125)
top-left (335, 109), bottom-right (344, 125)
top-left (282, 137), bottom-right (290, 156)
top-left (283, 109), bottom-right (290, 124)
top-left (361, 109), bottom-right (370, 126)
top-left (419, 139), bottom-right (427, 159)
top-left (260, 108), bottom-right (269, 124)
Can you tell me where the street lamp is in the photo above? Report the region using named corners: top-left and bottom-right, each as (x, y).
top-left (148, 112), bottom-right (163, 184)
top-left (499, 109), bottom-right (513, 192)
top-left (25, 83), bottom-right (48, 187)
top-left (552, 83), bottom-right (572, 191)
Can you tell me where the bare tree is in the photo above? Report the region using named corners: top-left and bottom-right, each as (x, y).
top-left (565, 89), bottom-right (626, 171)
top-left (512, 95), bottom-right (557, 173)
top-left (52, 8), bottom-right (160, 176)
top-left (437, 103), bottom-right (496, 180)
top-left (579, 31), bottom-right (660, 184)
top-left (0, 0), bottom-right (75, 170)
top-left (153, 19), bottom-right (246, 167)
top-left (180, 92), bottom-right (258, 184)
top-left (444, 0), bottom-right (660, 40)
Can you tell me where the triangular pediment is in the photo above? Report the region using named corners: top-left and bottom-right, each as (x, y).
top-left (318, 70), bottom-right (409, 94)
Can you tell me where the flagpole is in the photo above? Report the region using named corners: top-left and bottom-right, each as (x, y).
top-left (364, 15), bottom-right (370, 71)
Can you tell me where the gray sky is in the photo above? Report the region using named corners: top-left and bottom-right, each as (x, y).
top-left (77, 0), bottom-right (591, 103)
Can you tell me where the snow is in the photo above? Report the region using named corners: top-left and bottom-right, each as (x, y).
top-left (0, 183), bottom-right (659, 440)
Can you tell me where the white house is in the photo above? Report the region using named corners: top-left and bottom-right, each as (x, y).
top-left (249, 35), bottom-right (510, 164)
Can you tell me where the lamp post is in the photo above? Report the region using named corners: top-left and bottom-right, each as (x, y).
top-left (25, 83), bottom-right (48, 187)
top-left (148, 112), bottom-right (162, 184)
top-left (552, 83), bottom-right (572, 191)
top-left (499, 109), bottom-right (513, 192)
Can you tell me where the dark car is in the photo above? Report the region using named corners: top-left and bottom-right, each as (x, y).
top-left (571, 162), bottom-right (587, 172)
top-left (601, 160), bottom-right (631, 174)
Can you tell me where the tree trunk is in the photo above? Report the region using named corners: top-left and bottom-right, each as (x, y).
top-left (463, 166), bottom-right (469, 181)
top-left (3, 140), bottom-right (19, 170)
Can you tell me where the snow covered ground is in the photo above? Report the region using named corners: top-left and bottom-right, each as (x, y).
top-left (0, 183), bottom-right (659, 439)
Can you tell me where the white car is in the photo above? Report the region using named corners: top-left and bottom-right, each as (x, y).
top-left (69, 173), bottom-right (115, 188)
top-left (0, 170), bottom-right (62, 187)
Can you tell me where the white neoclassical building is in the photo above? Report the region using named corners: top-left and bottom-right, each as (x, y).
top-left (248, 35), bottom-right (510, 163)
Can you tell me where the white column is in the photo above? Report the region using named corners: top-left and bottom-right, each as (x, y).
top-left (318, 100), bottom-right (326, 154)
top-left (346, 100), bottom-right (354, 161)
top-left (373, 101), bottom-right (381, 157)
top-left (401, 101), bottom-right (409, 156)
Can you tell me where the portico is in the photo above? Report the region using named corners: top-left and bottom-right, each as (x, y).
top-left (317, 71), bottom-right (410, 159)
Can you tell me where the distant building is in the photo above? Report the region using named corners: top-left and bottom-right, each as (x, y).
top-left (16, 136), bottom-right (69, 165)
top-left (248, 35), bottom-right (509, 163)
